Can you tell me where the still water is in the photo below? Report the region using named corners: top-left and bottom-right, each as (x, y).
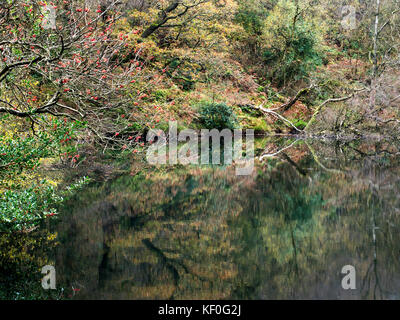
top-left (2, 137), bottom-right (400, 299)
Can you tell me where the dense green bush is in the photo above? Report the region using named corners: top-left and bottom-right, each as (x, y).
top-left (198, 102), bottom-right (238, 130)
top-left (0, 177), bottom-right (90, 232)
top-left (0, 117), bottom-right (85, 184)
top-left (0, 184), bottom-right (62, 232)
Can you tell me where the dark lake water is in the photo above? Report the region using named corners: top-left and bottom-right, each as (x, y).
top-left (2, 137), bottom-right (400, 299)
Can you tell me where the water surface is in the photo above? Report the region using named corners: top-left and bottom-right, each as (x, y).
top-left (2, 137), bottom-right (400, 299)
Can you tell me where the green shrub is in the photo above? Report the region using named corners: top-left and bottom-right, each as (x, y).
top-left (198, 102), bottom-right (238, 130)
top-left (0, 177), bottom-right (90, 232)
top-left (0, 184), bottom-right (62, 232)
top-left (0, 117), bottom-right (85, 185)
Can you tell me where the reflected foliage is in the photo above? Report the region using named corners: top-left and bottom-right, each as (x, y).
top-left (2, 138), bottom-right (400, 299)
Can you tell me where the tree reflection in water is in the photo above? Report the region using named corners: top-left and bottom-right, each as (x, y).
top-left (2, 138), bottom-right (400, 299)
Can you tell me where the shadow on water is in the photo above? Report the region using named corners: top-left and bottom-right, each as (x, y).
top-left (2, 136), bottom-right (400, 299)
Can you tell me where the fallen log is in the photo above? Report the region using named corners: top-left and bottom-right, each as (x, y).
top-left (252, 104), bottom-right (303, 132)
